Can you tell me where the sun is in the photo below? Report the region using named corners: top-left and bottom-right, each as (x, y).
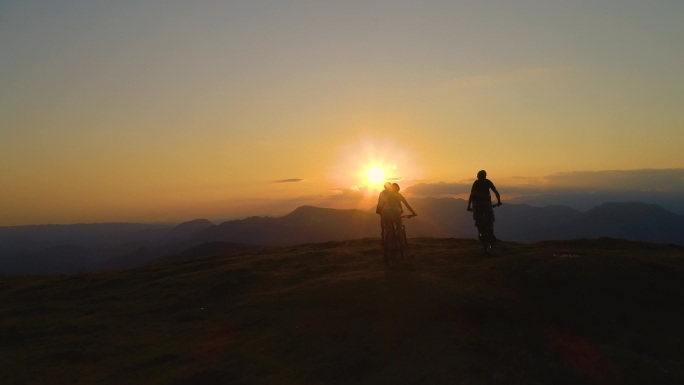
top-left (333, 138), bottom-right (419, 194)
top-left (367, 166), bottom-right (386, 185)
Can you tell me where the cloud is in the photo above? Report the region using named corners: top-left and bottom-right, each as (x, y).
top-left (540, 169), bottom-right (684, 192)
top-left (404, 181), bottom-right (540, 197)
top-left (409, 169), bottom-right (684, 195)
top-left (404, 169), bottom-right (684, 213)
top-left (405, 182), bottom-right (472, 196)
top-left (274, 178), bottom-right (304, 183)
top-left (222, 169), bottom-right (684, 221)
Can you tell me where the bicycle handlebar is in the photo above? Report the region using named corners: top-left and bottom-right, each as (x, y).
top-left (467, 202), bottom-right (502, 211)
top-left (401, 214), bottom-right (417, 218)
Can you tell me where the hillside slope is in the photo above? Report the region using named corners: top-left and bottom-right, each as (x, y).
top-left (2, 238), bottom-right (684, 385)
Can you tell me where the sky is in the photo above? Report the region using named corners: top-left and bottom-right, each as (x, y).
top-left (2, 0), bottom-right (683, 225)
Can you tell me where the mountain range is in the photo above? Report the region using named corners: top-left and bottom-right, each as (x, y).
top-left (1, 199), bottom-right (683, 275)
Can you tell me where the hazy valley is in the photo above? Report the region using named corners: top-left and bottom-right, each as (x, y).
top-left (1, 199), bottom-right (683, 275)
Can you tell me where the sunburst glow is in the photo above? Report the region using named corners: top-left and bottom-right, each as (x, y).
top-left (367, 166), bottom-right (386, 184)
top-left (330, 138), bottom-right (421, 203)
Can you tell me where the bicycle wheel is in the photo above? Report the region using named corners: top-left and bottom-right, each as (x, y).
top-left (477, 225), bottom-right (488, 254)
top-left (475, 211), bottom-right (494, 254)
top-left (482, 235), bottom-right (491, 254)
top-left (476, 220), bottom-right (492, 254)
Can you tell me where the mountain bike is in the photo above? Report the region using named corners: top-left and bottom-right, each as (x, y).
top-left (381, 214), bottom-right (416, 267)
top-left (470, 203), bottom-right (501, 254)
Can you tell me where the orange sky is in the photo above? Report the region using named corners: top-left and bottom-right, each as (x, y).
top-left (1, 1), bottom-right (683, 225)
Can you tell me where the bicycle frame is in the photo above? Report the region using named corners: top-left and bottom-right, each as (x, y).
top-left (473, 203), bottom-right (500, 254)
top-left (381, 214), bottom-right (415, 266)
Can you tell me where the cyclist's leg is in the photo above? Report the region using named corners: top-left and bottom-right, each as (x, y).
top-left (395, 215), bottom-right (404, 247)
top-left (486, 204), bottom-right (497, 242)
top-left (381, 212), bottom-right (396, 249)
top-left (390, 214), bottom-right (402, 249)
top-left (472, 201), bottom-right (486, 237)
top-left (381, 213), bottom-right (394, 265)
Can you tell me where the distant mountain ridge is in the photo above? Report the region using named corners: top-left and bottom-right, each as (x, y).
top-left (163, 218), bottom-right (215, 238)
top-left (538, 202), bottom-right (684, 245)
top-left (198, 206), bottom-right (379, 245)
top-left (1, 199), bottom-right (682, 275)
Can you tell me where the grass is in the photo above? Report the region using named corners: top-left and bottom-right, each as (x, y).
top-left (1, 237), bottom-right (684, 384)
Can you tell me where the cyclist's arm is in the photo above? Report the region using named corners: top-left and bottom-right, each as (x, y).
top-left (400, 196), bottom-right (417, 216)
top-left (376, 192), bottom-right (386, 214)
top-left (467, 184), bottom-right (475, 211)
top-left (491, 185), bottom-right (502, 205)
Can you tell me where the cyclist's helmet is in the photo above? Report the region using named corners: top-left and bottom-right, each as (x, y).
top-left (392, 183), bottom-right (400, 192)
top-left (383, 182), bottom-right (393, 190)
top-left (477, 170), bottom-right (487, 179)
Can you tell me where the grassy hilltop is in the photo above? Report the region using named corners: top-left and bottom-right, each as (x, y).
top-left (2, 238), bottom-right (684, 385)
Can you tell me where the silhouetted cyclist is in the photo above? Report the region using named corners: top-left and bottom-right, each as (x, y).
top-left (377, 182), bottom-right (417, 245)
top-left (467, 170), bottom-right (502, 241)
